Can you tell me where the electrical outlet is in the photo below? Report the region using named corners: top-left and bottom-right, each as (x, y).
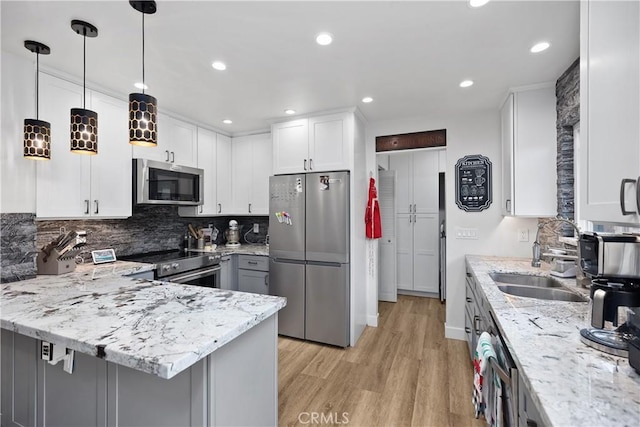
top-left (518, 229), bottom-right (529, 242)
top-left (41, 341), bottom-right (52, 360)
top-left (253, 223), bottom-right (259, 233)
top-left (59, 227), bottom-right (66, 235)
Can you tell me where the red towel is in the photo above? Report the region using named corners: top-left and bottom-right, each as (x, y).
top-left (365, 177), bottom-right (382, 239)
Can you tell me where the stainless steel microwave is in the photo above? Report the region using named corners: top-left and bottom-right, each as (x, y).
top-left (133, 158), bottom-right (203, 206)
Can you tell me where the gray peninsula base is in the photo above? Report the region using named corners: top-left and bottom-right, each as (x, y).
top-left (1, 314), bottom-right (277, 427)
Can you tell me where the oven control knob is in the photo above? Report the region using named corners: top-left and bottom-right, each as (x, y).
top-left (162, 264), bottom-right (171, 272)
top-left (208, 256), bottom-right (216, 261)
top-left (171, 263), bottom-right (179, 270)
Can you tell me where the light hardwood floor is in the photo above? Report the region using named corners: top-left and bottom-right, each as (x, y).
top-left (278, 295), bottom-right (486, 427)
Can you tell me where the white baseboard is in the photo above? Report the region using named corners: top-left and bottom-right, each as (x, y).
top-left (445, 324), bottom-right (466, 341)
top-left (397, 289), bottom-right (439, 298)
top-left (378, 291), bottom-right (397, 302)
top-left (367, 313), bottom-right (379, 327)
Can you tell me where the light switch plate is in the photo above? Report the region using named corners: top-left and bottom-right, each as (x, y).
top-left (455, 227), bottom-right (478, 240)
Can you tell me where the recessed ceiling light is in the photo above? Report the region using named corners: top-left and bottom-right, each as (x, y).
top-left (222, 119), bottom-right (232, 124)
top-left (315, 32), bottom-right (333, 46)
top-left (469, 0), bottom-right (490, 7)
top-left (460, 80), bottom-right (474, 88)
top-left (211, 61), bottom-right (227, 71)
top-left (284, 109), bottom-right (296, 115)
top-left (530, 42), bottom-right (550, 53)
top-left (134, 82), bottom-right (148, 90)
top-left (362, 97), bottom-right (373, 103)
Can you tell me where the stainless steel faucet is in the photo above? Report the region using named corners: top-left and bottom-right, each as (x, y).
top-left (532, 216), bottom-right (581, 267)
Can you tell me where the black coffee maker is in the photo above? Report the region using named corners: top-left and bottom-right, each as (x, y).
top-left (578, 233), bottom-right (640, 364)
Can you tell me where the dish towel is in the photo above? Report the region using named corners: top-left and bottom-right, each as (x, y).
top-left (472, 332), bottom-right (501, 426)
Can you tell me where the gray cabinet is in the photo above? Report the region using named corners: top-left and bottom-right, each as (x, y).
top-left (518, 374), bottom-right (545, 427)
top-left (464, 264), bottom-right (490, 360)
top-left (219, 255), bottom-right (236, 290)
top-left (237, 255), bottom-right (269, 295)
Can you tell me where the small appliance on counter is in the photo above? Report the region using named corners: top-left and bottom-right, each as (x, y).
top-left (578, 232), bottom-right (640, 358)
top-left (37, 230), bottom-right (87, 275)
top-left (224, 220), bottom-right (241, 248)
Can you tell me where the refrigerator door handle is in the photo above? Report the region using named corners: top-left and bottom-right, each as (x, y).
top-left (306, 261), bottom-right (342, 268)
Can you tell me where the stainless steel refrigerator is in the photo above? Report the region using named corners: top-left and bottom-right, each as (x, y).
top-left (269, 172), bottom-right (350, 347)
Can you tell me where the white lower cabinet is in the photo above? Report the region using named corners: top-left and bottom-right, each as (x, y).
top-left (396, 213), bottom-right (439, 293)
top-left (237, 255), bottom-right (269, 295)
top-left (37, 73), bottom-right (131, 219)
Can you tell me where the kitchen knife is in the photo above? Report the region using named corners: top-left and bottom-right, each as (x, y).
top-left (188, 224), bottom-right (200, 240)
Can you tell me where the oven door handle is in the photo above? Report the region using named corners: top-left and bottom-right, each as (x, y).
top-left (167, 266), bottom-right (221, 283)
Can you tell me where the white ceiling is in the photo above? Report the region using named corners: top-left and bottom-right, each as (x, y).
top-left (1, 0), bottom-right (580, 136)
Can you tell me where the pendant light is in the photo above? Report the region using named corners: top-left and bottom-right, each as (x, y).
top-left (129, 0), bottom-right (158, 147)
top-left (70, 20), bottom-right (98, 155)
top-left (23, 41), bottom-right (51, 160)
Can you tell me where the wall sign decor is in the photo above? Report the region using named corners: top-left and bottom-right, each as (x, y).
top-left (455, 154), bottom-right (492, 212)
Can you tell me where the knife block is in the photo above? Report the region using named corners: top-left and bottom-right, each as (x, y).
top-left (37, 250), bottom-right (76, 275)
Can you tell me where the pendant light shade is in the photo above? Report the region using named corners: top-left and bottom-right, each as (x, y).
top-left (129, 0), bottom-right (158, 147)
top-left (23, 41), bottom-right (51, 160)
top-left (70, 20), bottom-right (98, 155)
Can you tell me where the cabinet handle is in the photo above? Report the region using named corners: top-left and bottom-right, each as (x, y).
top-left (309, 158), bottom-right (313, 170)
top-left (304, 159), bottom-right (307, 171)
top-left (248, 261), bottom-right (258, 265)
top-left (218, 203), bottom-right (222, 214)
top-left (466, 297), bottom-right (472, 303)
top-left (636, 177), bottom-right (640, 215)
top-left (620, 179), bottom-right (637, 215)
top-left (248, 203), bottom-right (252, 213)
top-left (94, 200), bottom-right (99, 214)
top-left (413, 204), bottom-right (416, 213)
top-left (505, 199), bottom-right (511, 212)
top-left (526, 420), bottom-right (538, 427)
top-left (199, 205), bottom-right (203, 214)
top-left (465, 327), bottom-right (471, 334)
top-left (171, 152), bottom-right (175, 163)
top-left (409, 215), bottom-right (412, 223)
top-left (84, 200), bottom-right (90, 215)
top-left (474, 315), bottom-right (481, 335)
top-left (265, 275), bottom-right (269, 287)
top-left (165, 150), bottom-right (170, 162)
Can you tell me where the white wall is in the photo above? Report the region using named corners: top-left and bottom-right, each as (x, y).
top-left (366, 110), bottom-right (538, 340)
top-left (1, 51), bottom-right (36, 213)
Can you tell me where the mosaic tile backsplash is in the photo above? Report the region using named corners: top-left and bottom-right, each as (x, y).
top-left (1, 207), bottom-right (269, 283)
top-left (1, 213), bottom-right (37, 283)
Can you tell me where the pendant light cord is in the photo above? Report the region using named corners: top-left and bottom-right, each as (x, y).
top-left (36, 52), bottom-right (39, 119)
top-left (83, 31), bottom-right (86, 109)
top-left (142, 11), bottom-right (145, 94)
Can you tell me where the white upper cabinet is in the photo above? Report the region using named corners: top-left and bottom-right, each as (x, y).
top-left (232, 133), bottom-right (272, 215)
top-left (132, 113), bottom-right (197, 168)
top-left (389, 149), bottom-right (439, 215)
top-left (579, 0), bottom-right (640, 224)
top-left (272, 112), bottom-right (352, 175)
top-left (272, 119), bottom-right (308, 175)
top-left (216, 134), bottom-right (233, 215)
top-left (36, 73), bottom-right (131, 219)
top-left (179, 128), bottom-right (217, 217)
top-left (501, 86), bottom-right (557, 217)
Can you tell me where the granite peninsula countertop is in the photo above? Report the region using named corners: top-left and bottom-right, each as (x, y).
top-left (1, 259), bottom-right (286, 379)
top-left (466, 255), bottom-right (640, 427)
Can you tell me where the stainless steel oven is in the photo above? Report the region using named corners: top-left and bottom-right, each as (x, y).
top-left (165, 265), bottom-right (221, 288)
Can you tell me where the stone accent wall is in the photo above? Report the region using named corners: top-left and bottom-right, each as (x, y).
top-left (1, 213), bottom-right (37, 283)
top-left (555, 58), bottom-right (580, 236)
top-left (36, 206), bottom-right (269, 262)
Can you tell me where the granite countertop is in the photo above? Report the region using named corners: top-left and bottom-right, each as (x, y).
top-left (187, 243), bottom-right (269, 257)
top-left (466, 255), bottom-right (640, 427)
top-left (1, 260), bottom-right (285, 379)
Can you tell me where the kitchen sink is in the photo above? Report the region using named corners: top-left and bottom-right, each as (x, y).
top-left (496, 284), bottom-right (588, 302)
top-left (489, 272), bottom-right (588, 302)
top-left (489, 272), bottom-right (563, 288)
